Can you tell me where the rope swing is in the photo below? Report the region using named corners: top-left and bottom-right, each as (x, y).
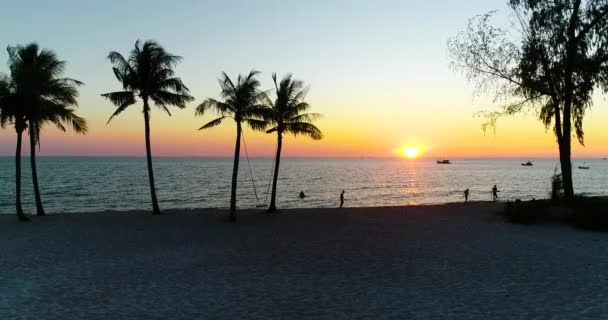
top-left (241, 129), bottom-right (276, 208)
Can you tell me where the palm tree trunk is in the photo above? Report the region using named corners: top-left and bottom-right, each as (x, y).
top-left (15, 129), bottom-right (28, 222)
top-left (143, 104), bottom-right (161, 215)
top-left (229, 122), bottom-right (242, 222)
top-left (267, 132), bottom-right (283, 212)
top-left (29, 122), bottom-right (45, 216)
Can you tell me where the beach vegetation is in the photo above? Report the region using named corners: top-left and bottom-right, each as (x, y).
top-left (262, 73), bottom-right (323, 212)
top-left (102, 40), bottom-right (193, 215)
top-left (449, 0), bottom-right (608, 201)
top-left (6, 43), bottom-right (86, 218)
top-left (195, 70), bottom-right (269, 222)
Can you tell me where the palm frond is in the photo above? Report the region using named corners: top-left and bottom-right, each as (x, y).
top-left (150, 90), bottom-right (193, 109)
top-left (195, 98), bottom-right (234, 116)
top-left (285, 122), bottom-right (323, 140)
top-left (245, 118), bottom-right (268, 131)
top-left (199, 116), bottom-right (226, 130)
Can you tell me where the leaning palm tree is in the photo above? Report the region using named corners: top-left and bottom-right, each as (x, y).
top-left (102, 40), bottom-right (193, 215)
top-left (264, 73), bottom-right (322, 212)
top-left (7, 43), bottom-right (87, 216)
top-left (0, 73), bottom-right (29, 221)
top-left (195, 70), bottom-right (269, 222)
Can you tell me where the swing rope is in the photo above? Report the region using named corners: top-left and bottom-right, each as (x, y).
top-left (241, 129), bottom-right (276, 207)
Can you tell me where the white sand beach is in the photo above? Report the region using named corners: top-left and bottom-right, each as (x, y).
top-left (1, 203), bottom-right (608, 319)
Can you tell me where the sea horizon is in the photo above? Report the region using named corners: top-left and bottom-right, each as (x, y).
top-left (1, 157), bottom-right (606, 215)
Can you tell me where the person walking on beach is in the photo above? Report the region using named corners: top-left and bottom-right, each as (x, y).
top-left (340, 190), bottom-right (345, 208)
top-left (492, 185), bottom-right (499, 202)
top-left (464, 188), bottom-right (469, 203)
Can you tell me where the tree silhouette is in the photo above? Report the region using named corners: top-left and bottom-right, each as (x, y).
top-left (0, 73), bottom-right (29, 221)
top-left (7, 43), bottom-right (86, 216)
top-left (264, 73), bottom-right (322, 212)
top-left (196, 70), bottom-right (268, 222)
top-left (102, 40), bottom-right (193, 215)
top-left (449, 1), bottom-right (608, 200)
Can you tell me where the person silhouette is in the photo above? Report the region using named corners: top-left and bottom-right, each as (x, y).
top-left (340, 190), bottom-right (345, 208)
top-left (299, 190), bottom-right (306, 199)
top-left (464, 188), bottom-right (470, 203)
top-left (492, 185), bottom-right (499, 202)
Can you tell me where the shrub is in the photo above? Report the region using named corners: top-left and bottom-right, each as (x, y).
top-left (549, 167), bottom-right (564, 201)
top-left (569, 197), bottom-right (608, 231)
top-left (503, 200), bottom-right (547, 225)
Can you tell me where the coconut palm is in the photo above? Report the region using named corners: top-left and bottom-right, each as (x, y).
top-left (0, 73), bottom-right (29, 221)
top-left (264, 73), bottom-right (322, 212)
top-left (102, 40), bottom-right (193, 215)
top-left (7, 43), bottom-right (87, 216)
top-left (195, 70), bottom-right (269, 222)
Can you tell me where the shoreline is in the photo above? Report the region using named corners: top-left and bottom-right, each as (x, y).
top-left (0, 201), bottom-right (503, 221)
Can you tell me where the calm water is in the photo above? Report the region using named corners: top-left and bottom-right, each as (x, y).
top-left (0, 157), bottom-right (606, 214)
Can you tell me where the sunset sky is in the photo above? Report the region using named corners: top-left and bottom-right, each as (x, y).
top-left (0, 0), bottom-right (606, 158)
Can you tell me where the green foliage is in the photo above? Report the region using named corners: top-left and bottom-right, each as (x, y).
top-left (503, 200), bottom-right (547, 224)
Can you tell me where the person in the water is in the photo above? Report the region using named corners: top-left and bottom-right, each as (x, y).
top-left (492, 185), bottom-right (499, 202)
top-left (299, 190), bottom-right (306, 199)
top-left (464, 188), bottom-right (470, 203)
top-left (340, 190), bottom-right (345, 208)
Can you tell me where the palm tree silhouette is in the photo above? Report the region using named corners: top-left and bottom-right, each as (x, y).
top-left (102, 40), bottom-right (193, 215)
top-left (264, 73), bottom-right (322, 212)
top-left (7, 43), bottom-right (86, 216)
top-left (196, 70), bottom-right (269, 222)
top-left (0, 73), bottom-right (29, 221)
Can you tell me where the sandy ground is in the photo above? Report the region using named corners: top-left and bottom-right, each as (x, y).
top-left (1, 203), bottom-right (608, 319)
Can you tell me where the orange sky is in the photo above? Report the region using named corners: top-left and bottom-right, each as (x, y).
top-left (0, 1), bottom-right (607, 158)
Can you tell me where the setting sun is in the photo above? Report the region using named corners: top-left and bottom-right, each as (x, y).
top-left (402, 147), bottom-right (421, 158)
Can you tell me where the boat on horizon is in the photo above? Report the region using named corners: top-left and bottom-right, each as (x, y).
top-left (578, 162), bottom-right (590, 170)
top-left (521, 161), bottom-right (533, 166)
top-left (437, 160), bottom-right (451, 164)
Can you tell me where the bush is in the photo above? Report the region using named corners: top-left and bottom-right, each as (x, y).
top-left (549, 168), bottom-right (564, 201)
top-left (503, 200), bottom-right (547, 225)
top-left (568, 198), bottom-right (608, 231)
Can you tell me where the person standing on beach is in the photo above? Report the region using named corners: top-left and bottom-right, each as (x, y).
top-left (340, 190), bottom-right (345, 208)
top-left (492, 185), bottom-right (499, 202)
top-left (464, 189), bottom-right (469, 203)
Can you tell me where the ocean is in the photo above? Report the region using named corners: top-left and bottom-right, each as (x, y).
top-left (0, 157), bottom-right (606, 214)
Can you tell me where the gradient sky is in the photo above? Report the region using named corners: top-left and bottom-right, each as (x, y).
top-left (0, 0), bottom-right (606, 158)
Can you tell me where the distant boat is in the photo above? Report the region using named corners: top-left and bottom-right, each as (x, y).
top-left (578, 162), bottom-right (590, 170)
top-left (436, 160), bottom-right (451, 164)
top-left (521, 161), bottom-right (533, 166)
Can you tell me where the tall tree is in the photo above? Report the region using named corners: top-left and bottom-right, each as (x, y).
top-left (102, 40), bottom-right (193, 215)
top-left (7, 43), bottom-right (87, 216)
top-left (264, 73), bottom-right (323, 212)
top-left (195, 70), bottom-right (268, 222)
top-left (0, 73), bottom-right (29, 221)
top-left (449, 0), bottom-right (608, 200)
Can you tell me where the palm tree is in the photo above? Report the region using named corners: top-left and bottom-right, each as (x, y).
top-left (7, 43), bottom-right (86, 217)
top-left (0, 73), bottom-right (29, 221)
top-left (195, 70), bottom-right (269, 222)
top-left (102, 40), bottom-right (193, 215)
top-left (264, 73), bottom-right (322, 212)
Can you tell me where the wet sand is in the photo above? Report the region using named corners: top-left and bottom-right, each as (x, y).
top-left (1, 202), bottom-right (607, 319)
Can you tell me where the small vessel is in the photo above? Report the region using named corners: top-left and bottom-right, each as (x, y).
top-left (436, 160), bottom-right (451, 164)
top-left (578, 162), bottom-right (590, 170)
top-left (521, 161), bottom-right (533, 166)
